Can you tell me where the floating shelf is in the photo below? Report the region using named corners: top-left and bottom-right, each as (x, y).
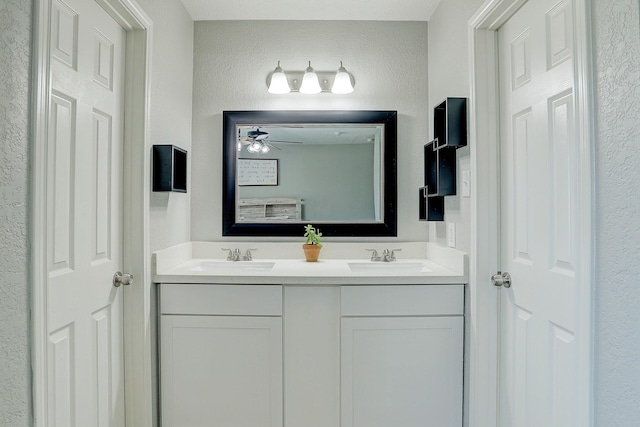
top-left (424, 140), bottom-right (456, 197)
top-left (153, 144), bottom-right (187, 192)
top-left (420, 97), bottom-right (468, 221)
top-left (419, 188), bottom-right (444, 221)
top-left (433, 97), bottom-right (467, 149)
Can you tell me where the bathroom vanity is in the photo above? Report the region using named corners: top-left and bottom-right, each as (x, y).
top-left (154, 242), bottom-right (467, 427)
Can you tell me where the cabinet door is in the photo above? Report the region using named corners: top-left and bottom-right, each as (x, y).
top-left (161, 315), bottom-right (283, 427)
top-left (341, 316), bottom-right (463, 427)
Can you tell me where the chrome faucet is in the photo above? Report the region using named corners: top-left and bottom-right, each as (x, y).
top-left (366, 248), bottom-right (402, 262)
top-left (222, 248), bottom-right (242, 261)
top-left (365, 249), bottom-right (381, 262)
top-left (382, 248), bottom-right (402, 262)
top-left (243, 248), bottom-right (257, 261)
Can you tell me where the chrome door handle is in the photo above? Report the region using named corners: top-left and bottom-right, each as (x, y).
top-left (491, 271), bottom-right (511, 288)
top-left (113, 271), bottom-right (133, 287)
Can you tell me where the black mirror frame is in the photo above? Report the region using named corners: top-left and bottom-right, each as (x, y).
top-left (223, 110), bottom-right (397, 237)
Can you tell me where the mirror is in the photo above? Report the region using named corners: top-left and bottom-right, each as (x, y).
top-left (223, 110), bottom-right (397, 236)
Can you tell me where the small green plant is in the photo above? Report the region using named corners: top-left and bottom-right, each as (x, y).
top-left (304, 224), bottom-right (323, 248)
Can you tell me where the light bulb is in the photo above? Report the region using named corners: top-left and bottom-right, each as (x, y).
top-left (331, 61), bottom-right (354, 94)
top-left (261, 144), bottom-right (270, 154)
top-left (248, 141), bottom-right (262, 153)
top-left (268, 61), bottom-right (290, 94)
top-left (300, 61), bottom-right (322, 94)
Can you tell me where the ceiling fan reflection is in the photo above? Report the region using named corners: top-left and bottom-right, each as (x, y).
top-left (237, 127), bottom-right (303, 154)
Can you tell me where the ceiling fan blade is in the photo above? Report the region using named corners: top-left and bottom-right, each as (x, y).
top-left (266, 143), bottom-right (281, 150)
top-left (267, 140), bottom-right (304, 144)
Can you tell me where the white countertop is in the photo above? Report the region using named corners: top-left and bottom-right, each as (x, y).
top-left (153, 241), bottom-right (468, 285)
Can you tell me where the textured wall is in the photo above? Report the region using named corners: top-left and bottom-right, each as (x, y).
top-left (427, 0), bottom-right (485, 253)
top-left (592, 0), bottom-right (640, 424)
top-left (136, 0), bottom-right (194, 253)
top-left (190, 21), bottom-right (430, 242)
top-left (0, 0), bottom-right (32, 425)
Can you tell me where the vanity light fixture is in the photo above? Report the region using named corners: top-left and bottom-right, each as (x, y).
top-left (266, 60), bottom-right (355, 94)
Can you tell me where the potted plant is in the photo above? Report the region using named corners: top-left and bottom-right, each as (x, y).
top-left (303, 224), bottom-right (323, 262)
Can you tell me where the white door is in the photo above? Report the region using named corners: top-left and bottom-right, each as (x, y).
top-left (497, 0), bottom-right (579, 425)
top-left (47, 0), bottom-right (126, 424)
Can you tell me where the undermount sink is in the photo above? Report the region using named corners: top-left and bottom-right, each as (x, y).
top-left (189, 261), bottom-right (276, 272)
top-left (347, 261), bottom-right (433, 273)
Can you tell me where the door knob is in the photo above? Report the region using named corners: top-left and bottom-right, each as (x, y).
top-left (491, 271), bottom-right (511, 288)
top-left (113, 271), bottom-right (133, 287)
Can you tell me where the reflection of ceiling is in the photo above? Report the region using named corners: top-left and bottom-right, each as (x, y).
top-left (240, 126), bottom-right (381, 145)
top-left (180, 0), bottom-right (442, 21)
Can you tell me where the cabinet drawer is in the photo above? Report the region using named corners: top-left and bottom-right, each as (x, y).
top-left (341, 285), bottom-right (463, 316)
top-left (160, 284), bottom-right (282, 316)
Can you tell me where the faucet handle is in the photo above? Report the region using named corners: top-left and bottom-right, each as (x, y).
top-left (221, 248), bottom-right (233, 261)
top-left (244, 248), bottom-right (258, 261)
top-left (389, 248), bottom-right (402, 261)
top-left (365, 248), bottom-right (381, 261)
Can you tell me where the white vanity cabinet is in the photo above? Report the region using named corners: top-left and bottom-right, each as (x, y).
top-left (159, 284), bottom-right (283, 427)
top-left (159, 283), bottom-right (463, 427)
top-left (340, 285), bottom-right (464, 427)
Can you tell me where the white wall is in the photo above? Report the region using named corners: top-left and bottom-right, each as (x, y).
top-left (592, 0), bottom-right (640, 423)
top-left (0, 0), bottom-right (32, 424)
top-left (427, 3), bottom-right (486, 425)
top-left (190, 21), bottom-right (430, 242)
top-left (136, 0), bottom-right (194, 253)
top-left (427, 0), bottom-right (486, 253)
top-left (123, 1), bottom-right (193, 424)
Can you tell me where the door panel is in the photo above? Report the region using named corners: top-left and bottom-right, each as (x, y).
top-left (47, 0), bottom-right (126, 425)
top-left (498, 0), bottom-right (578, 426)
top-left (48, 91), bottom-right (76, 275)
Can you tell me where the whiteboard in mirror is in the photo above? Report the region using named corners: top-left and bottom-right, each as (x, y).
top-left (238, 159), bottom-right (278, 186)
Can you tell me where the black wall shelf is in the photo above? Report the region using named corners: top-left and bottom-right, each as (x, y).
top-left (153, 144), bottom-right (187, 192)
top-left (434, 97), bottom-right (467, 149)
top-left (419, 188), bottom-right (444, 221)
top-left (424, 140), bottom-right (456, 197)
top-left (420, 97), bottom-right (467, 222)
